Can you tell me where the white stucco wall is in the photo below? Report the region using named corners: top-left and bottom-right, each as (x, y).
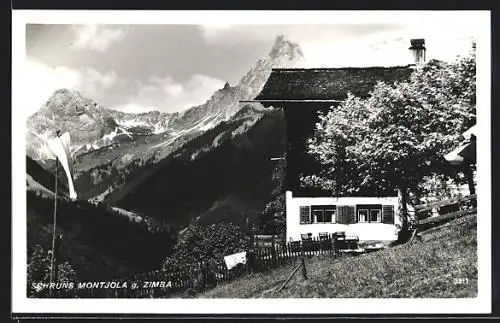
top-left (285, 191), bottom-right (402, 243)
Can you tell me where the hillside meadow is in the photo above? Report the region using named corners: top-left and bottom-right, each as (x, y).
top-left (199, 214), bottom-right (477, 298)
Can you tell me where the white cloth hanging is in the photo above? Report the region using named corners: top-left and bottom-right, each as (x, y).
top-left (224, 251), bottom-right (247, 270)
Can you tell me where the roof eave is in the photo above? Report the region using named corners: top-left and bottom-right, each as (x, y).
top-left (240, 99), bottom-right (344, 103)
top-left (239, 99), bottom-right (343, 109)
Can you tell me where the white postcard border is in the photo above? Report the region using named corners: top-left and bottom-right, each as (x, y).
top-left (12, 10), bottom-right (492, 314)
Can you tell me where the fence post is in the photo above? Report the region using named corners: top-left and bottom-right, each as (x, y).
top-left (271, 234), bottom-right (278, 269)
top-left (329, 234), bottom-right (334, 255)
top-left (287, 241), bottom-right (291, 262)
top-left (300, 241), bottom-right (307, 280)
top-left (333, 235), bottom-right (338, 259)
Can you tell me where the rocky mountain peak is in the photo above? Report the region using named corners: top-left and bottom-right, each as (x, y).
top-left (268, 34), bottom-right (305, 61)
top-left (52, 88), bottom-right (75, 96)
top-left (38, 88), bottom-right (95, 116)
top-left (46, 88), bottom-right (85, 102)
top-left (27, 35), bottom-right (307, 164)
top-left (234, 35), bottom-right (305, 100)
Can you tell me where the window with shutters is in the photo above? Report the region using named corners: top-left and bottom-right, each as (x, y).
top-left (311, 208), bottom-right (336, 223)
top-left (358, 209), bottom-right (368, 223)
top-left (300, 206), bottom-right (311, 224)
top-left (356, 204), bottom-right (383, 223)
top-left (310, 205), bottom-right (336, 223)
top-left (382, 205), bottom-right (395, 224)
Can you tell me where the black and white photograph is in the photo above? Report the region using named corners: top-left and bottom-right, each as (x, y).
top-left (12, 10), bottom-right (491, 315)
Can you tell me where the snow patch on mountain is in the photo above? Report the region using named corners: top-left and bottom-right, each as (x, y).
top-left (102, 127), bottom-right (133, 144)
top-left (199, 122), bottom-right (216, 132)
top-left (116, 119), bottom-right (150, 128)
top-left (153, 123), bottom-right (168, 134)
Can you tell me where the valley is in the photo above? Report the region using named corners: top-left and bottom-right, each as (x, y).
top-left (25, 35), bottom-right (302, 280)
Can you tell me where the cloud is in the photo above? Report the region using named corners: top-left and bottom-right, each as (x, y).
top-left (70, 25), bottom-right (126, 52)
top-left (148, 75), bottom-right (184, 97)
top-left (114, 103), bottom-right (158, 114)
top-left (300, 26), bottom-right (476, 68)
top-left (23, 59), bottom-right (117, 118)
top-left (199, 24), bottom-right (233, 41)
top-left (117, 73), bottom-right (225, 113)
top-left (25, 24), bottom-right (476, 117)
top-left (24, 57), bottom-right (225, 117)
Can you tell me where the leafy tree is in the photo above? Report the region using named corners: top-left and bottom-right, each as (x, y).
top-left (259, 194), bottom-right (286, 238)
top-left (304, 43), bottom-right (476, 232)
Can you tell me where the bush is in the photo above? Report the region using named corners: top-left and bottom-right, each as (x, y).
top-left (161, 222), bottom-right (252, 289)
top-left (27, 244), bottom-right (77, 298)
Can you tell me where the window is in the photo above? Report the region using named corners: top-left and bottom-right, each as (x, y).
top-left (358, 209), bottom-right (368, 223)
top-left (370, 209), bottom-right (382, 222)
top-left (300, 206), bottom-right (311, 224)
top-left (356, 204), bottom-right (383, 223)
top-left (325, 209), bottom-right (336, 223)
top-left (313, 209), bottom-right (324, 223)
top-left (310, 205), bottom-right (336, 223)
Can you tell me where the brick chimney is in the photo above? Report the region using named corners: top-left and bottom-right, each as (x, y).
top-left (409, 38), bottom-right (426, 65)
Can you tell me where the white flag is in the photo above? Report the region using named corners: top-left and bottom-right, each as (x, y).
top-left (46, 132), bottom-right (78, 200)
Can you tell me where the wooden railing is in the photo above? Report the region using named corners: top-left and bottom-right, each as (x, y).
top-left (414, 193), bottom-right (477, 213)
top-left (409, 193), bottom-right (477, 244)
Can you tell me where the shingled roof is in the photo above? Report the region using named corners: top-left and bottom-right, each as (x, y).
top-left (253, 65), bottom-right (415, 102)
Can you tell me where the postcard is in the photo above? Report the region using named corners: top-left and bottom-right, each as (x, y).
top-left (12, 9), bottom-right (492, 316)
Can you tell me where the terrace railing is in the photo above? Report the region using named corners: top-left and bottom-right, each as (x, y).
top-left (409, 193), bottom-right (477, 244)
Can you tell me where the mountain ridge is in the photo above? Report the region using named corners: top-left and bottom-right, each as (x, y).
top-left (26, 35), bottom-right (304, 202)
top-left (27, 35), bottom-right (304, 161)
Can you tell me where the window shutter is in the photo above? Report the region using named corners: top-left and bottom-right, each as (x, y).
top-left (336, 206), bottom-right (350, 224)
top-left (347, 206), bottom-right (356, 224)
top-left (300, 206), bottom-right (311, 224)
top-left (382, 205), bottom-right (395, 224)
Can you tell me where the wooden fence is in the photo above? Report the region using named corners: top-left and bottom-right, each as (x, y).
top-left (409, 193), bottom-right (477, 243)
top-left (43, 234), bottom-right (351, 298)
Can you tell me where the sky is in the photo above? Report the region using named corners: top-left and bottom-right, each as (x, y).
top-left (25, 23), bottom-right (477, 116)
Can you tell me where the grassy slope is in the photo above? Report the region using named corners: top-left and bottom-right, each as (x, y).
top-left (200, 214), bottom-right (477, 298)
